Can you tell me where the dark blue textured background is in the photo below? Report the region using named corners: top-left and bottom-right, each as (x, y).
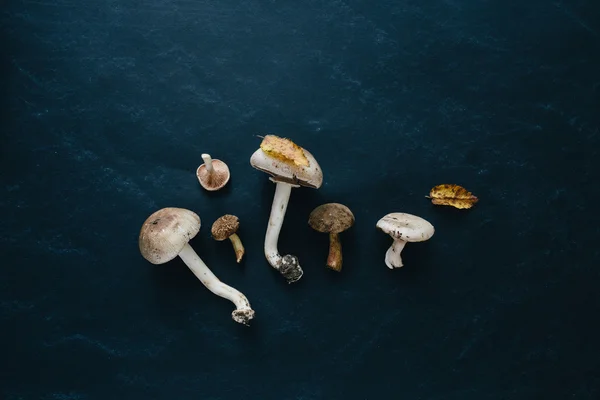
top-left (2, 1), bottom-right (599, 399)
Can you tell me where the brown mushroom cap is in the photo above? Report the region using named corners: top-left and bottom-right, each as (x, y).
top-left (196, 159), bottom-right (230, 191)
top-left (308, 203), bottom-right (355, 234)
top-left (139, 208), bottom-right (201, 264)
top-left (211, 214), bottom-right (240, 241)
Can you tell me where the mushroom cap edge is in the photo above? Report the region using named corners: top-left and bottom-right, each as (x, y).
top-left (376, 212), bottom-right (434, 242)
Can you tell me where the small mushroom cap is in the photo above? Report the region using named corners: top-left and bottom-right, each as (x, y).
top-left (211, 214), bottom-right (240, 241)
top-left (139, 208), bottom-right (201, 264)
top-left (308, 203), bottom-right (355, 234)
top-left (196, 159), bottom-right (230, 191)
top-left (376, 212), bottom-right (434, 242)
top-left (250, 135), bottom-right (323, 189)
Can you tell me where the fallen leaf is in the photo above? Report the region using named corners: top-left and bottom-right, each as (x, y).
top-left (260, 135), bottom-right (309, 167)
top-left (427, 184), bottom-right (479, 209)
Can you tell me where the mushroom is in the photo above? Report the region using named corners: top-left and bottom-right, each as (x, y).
top-left (308, 203), bottom-right (355, 272)
top-left (139, 207), bottom-right (255, 325)
top-left (376, 213), bottom-right (435, 269)
top-left (250, 135), bottom-right (323, 283)
top-left (196, 153), bottom-right (230, 191)
top-left (211, 214), bottom-right (245, 263)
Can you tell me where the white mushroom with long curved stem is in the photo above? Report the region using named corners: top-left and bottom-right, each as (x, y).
top-left (250, 135), bottom-right (323, 283)
top-left (376, 212), bottom-right (435, 269)
top-left (139, 207), bottom-right (255, 325)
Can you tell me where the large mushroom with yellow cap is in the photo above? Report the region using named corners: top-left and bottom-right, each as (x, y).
top-left (139, 207), bottom-right (255, 325)
top-left (250, 135), bottom-right (323, 283)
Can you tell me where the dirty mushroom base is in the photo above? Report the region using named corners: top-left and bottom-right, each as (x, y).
top-left (278, 255), bottom-right (304, 283)
top-left (231, 308), bottom-right (256, 325)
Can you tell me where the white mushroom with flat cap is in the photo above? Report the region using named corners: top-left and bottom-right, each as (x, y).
top-left (139, 207), bottom-right (255, 325)
top-left (250, 135), bottom-right (323, 283)
top-left (376, 212), bottom-right (435, 269)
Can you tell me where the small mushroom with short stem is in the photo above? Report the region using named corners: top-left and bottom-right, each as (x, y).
top-left (308, 203), bottom-right (355, 272)
top-left (250, 135), bottom-right (323, 283)
top-left (376, 212), bottom-right (435, 269)
top-left (139, 207), bottom-right (255, 325)
top-left (211, 214), bottom-right (245, 263)
top-left (196, 153), bottom-right (230, 191)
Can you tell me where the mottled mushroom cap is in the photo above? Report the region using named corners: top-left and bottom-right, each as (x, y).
top-left (211, 214), bottom-right (240, 241)
top-left (139, 207), bottom-right (201, 264)
top-left (250, 135), bottom-right (323, 189)
top-left (376, 212), bottom-right (434, 242)
top-left (308, 203), bottom-right (355, 234)
top-left (196, 158), bottom-right (230, 191)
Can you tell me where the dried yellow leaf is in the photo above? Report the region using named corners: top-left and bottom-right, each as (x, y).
top-left (427, 184), bottom-right (479, 209)
top-left (260, 135), bottom-right (309, 167)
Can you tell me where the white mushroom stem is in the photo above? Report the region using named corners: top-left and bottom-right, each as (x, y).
top-left (265, 181), bottom-right (291, 266)
top-left (385, 239), bottom-right (407, 269)
top-left (178, 243), bottom-right (255, 325)
top-left (201, 153), bottom-right (214, 174)
top-left (264, 180), bottom-right (303, 283)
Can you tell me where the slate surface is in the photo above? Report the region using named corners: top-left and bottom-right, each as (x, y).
top-left (1, 1), bottom-right (600, 399)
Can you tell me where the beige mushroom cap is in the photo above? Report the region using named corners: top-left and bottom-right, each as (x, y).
top-left (250, 135), bottom-right (323, 189)
top-left (308, 203), bottom-right (355, 234)
top-left (139, 208), bottom-right (201, 264)
top-left (211, 214), bottom-right (240, 241)
top-left (376, 212), bottom-right (434, 242)
top-left (196, 159), bottom-right (230, 191)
